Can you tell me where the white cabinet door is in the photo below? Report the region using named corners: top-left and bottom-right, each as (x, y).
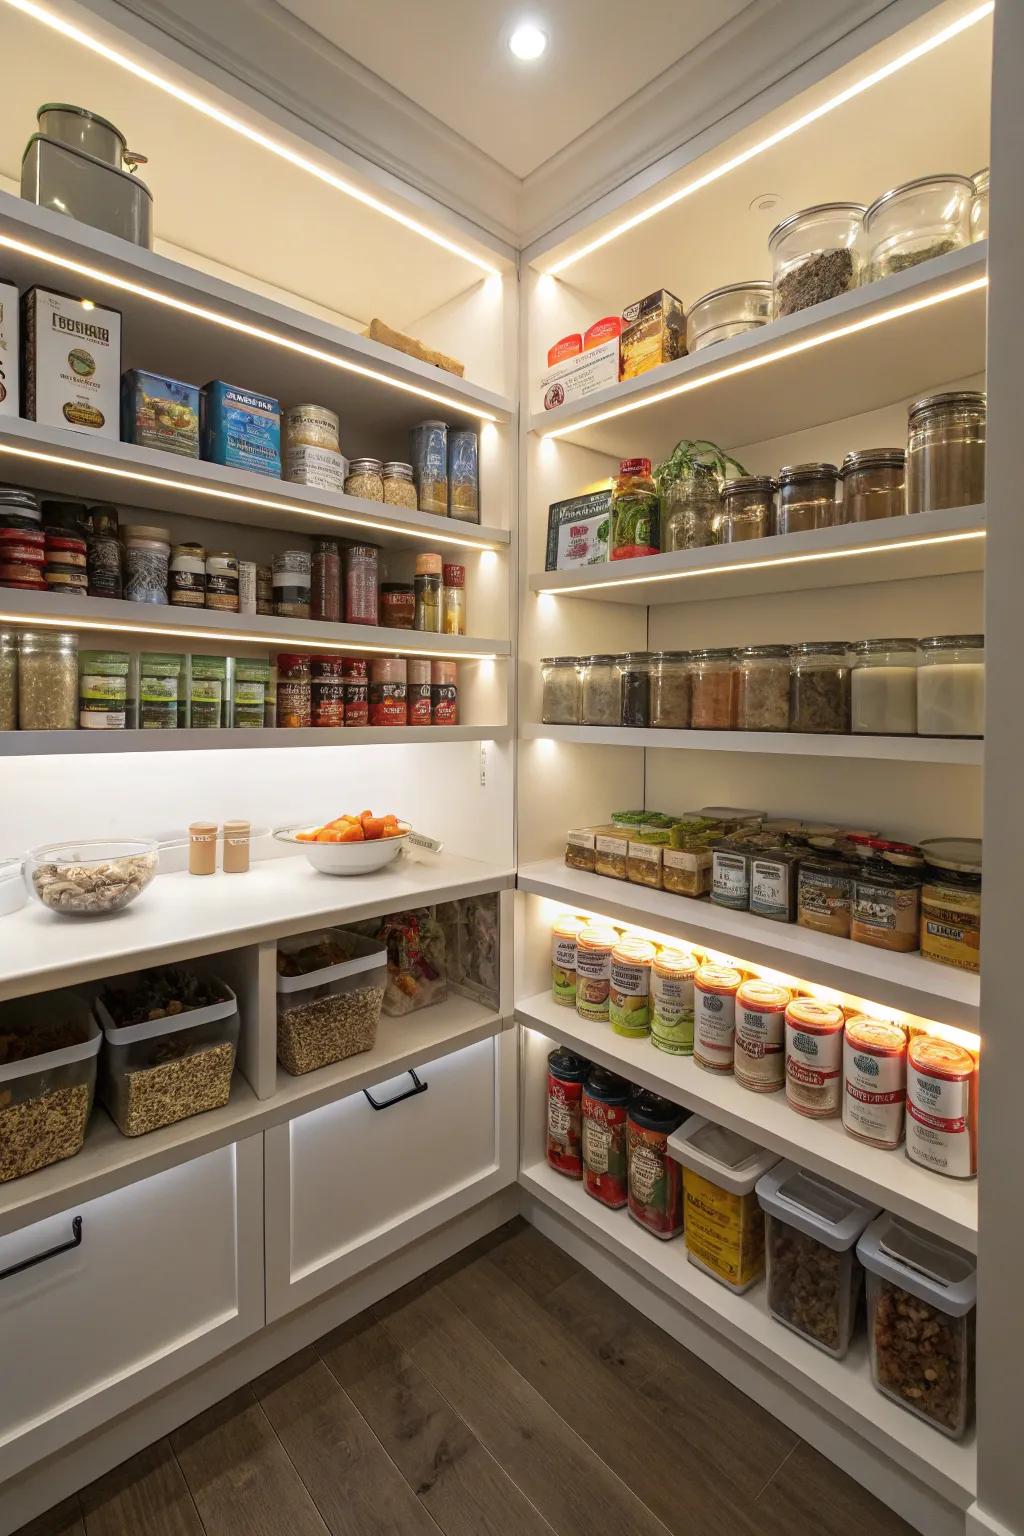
top-left (265, 1035), bottom-right (512, 1319)
top-left (0, 1135), bottom-right (263, 1480)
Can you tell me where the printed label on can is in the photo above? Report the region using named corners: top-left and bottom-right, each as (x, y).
top-left (576, 946), bottom-right (611, 1021)
top-left (551, 934), bottom-right (577, 1006)
top-left (609, 956), bottom-right (651, 1037)
top-left (431, 682), bottom-right (458, 725)
top-left (582, 1093), bottom-right (627, 1208)
top-left (735, 1005), bottom-right (786, 1091)
top-left (907, 1064), bottom-right (975, 1177)
top-left (546, 1073), bottom-right (582, 1178)
top-left (712, 851), bottom-right (749, 909)
top-left (651, 970), bottom-right (694, 1055)
top-left (786, 1025), bottom-right (843, 1116)
top-left (694, 985), bottom-right (737, 1072)
top-left (369, 681), bottom-right (406, 727)
top-left (750, 857), bottom-right (791, 921)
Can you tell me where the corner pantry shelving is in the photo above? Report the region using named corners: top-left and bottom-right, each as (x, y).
top-left (521, 724), bottom-right (982, 765)
top-left (0, 724), bottom-right (512, 754)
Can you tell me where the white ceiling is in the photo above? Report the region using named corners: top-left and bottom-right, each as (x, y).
top-left (276, 0), bottom-right (752, 178)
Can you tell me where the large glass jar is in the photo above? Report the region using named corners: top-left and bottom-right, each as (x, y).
top-left (18, 630), bottom-right (78, 730)
top-left (662, 475), bottom-right (720, 551)
top-left (610, 459), bottom-right (659, 559)
top-left (690, 648), bottom-right (738, 730)
top-left (851, 639), bottom-right (918, 735)
top-left (620, 652), bottom-right (652, 727)
top-left (737, 645), bottom-right (791, 731)
top-left (790, 641), bottom-right (850, 734)
top-left (864, 175), bottom-right (974, 281)
top-left (839, 449), bottom-right (906, 522)
top-left (0, 631), bottom-right (16, 730)
top-left (311, 537), bottom-right (341, 622)
top-left (649, 651), bottom-right (691, 728)
top-left (776, 464), bottom-right (838, 534)
top-left (581, 654), bottom-right (621, 726)
top-left (541, 657), bottom-right (580, 725)
top-left (917, 635), bottom-right (984, 737)
top-left (685, 281), bottom-right (772, 352)
top-left (382, 462), bottom-right (417, 509)
top-left (768, 203), bottom-right (865, 318)
top-left (344, 457), bottom-right (384, 501)
top-left (906, 392), bottom-right (986, 513)
top-left (971, 167), bottom-right (989, 242)
top-left (717, 477), bottom-right (775, 542)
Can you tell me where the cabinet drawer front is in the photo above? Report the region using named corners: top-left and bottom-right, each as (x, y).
top-left (0, 1137), bottom-right (263, 1478)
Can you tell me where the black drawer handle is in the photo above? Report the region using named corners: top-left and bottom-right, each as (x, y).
top-left (363, 1069), bottom-right (428, 1111)
top-left (0, 1216), bottom-right (83, 1282)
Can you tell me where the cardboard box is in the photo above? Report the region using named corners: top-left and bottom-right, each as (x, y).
top-left (545, 489), bottom-right (612, 569)
top-left (201, 380), bottom-right (282, 477)
top-left (121, 368), bottom-right (200, 457)
top-left (584, 316), bottom-right (621, 351)
top-left (619, 289), bottom-right (686, 380)
top-left (0, 281), bottom-right (19, 417)
top-left (548, 334), bottom-right (581, 366)
top-left (22, 286), bottom-right (121, 437)
top-left (539, 338), bottom-right (619, 411)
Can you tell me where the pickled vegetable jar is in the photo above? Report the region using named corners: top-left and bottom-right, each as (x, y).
top-left (610, 458), bottom-right (659, 559)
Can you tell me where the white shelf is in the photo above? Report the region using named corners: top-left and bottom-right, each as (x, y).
top-left (517, 991), bottom-right (976, 1251)
top-left (530, 243), bottom-right (987, 459)
top-left (0, 853), bottom-right (514, 1002)
top-left (519, 1160), bottom-right (976, 1508)
top-left (522, 723), bottom-right (982, 765)
top-left (529, 505), bottom-right (984, 605)
top-left (0, 996), bottom-right (506, 1238)
top-left (0, 725), bottom-right (511, 756)
top-left (517, 859), bottom-right (979, 1030)
top-left (0, 418), bottom-right (509, 554)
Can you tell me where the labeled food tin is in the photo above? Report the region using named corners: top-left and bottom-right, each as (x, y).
top-left (380, 582), bottom-right (415, 629)
top-left (201, 380), bottom-right (281, 477)
top-left (283, 443), bottom-right (346, 490)
top-left (575, 922), bottom-right (617, 1022)
top-left (430, 660), bottom-right (458, 724)
top-left (233, 657), bottom-right (269, 728)
top-left (785, 999), bottom-right (845, 1118)
top-left (582, 1066), bottom-right (629, 1208)
top-left (22, 286), bottom-right (121, 438)
top-left (121, 369), bottom-right (200, 457)
top-left (906, 1035), bottom-right (978, 1178)
top-left (410, 419), bottom-right (448, 516)
top-left (609, 937), bottom-right (656, 1037)
top-left (256, 564), bottom-right (274, 615)
top-left (546, 1047), bottom-right (586, 1179)
top-left (797, 855), bottom-right (856, 937)
top-left (843, 1016), bottom-right (907, 1149)
top-left (86, 505), bottom-right (122, 598)
top-left (283, 403), bottom-right (340, 451)
top-left (919, 838), bottom-right (982, 974)
top-left (139, 652), bottom-right (183, 729)
top-left (448, 428), bottom-right (479, 522)
top-left (850, 838), bottom-right (922, 953)
top-left (551, 913), bottom-right (586, 1006)
top-left (205, 551), bottom-right (239, 612)
top-left (627, 1090), bottom-right (686, 1239)
top-left (276, 652), bottom-right (312, 729)
top-left (407, 657), bottom-right (432, 726)
top-left (79, 649), bottom-right (129, 729)
top-left (169, 541), bottom-right (206, 608)
top-left (712, 840), bottom-right (750, 911)
top-left (694, 963), bottom-right (742, 1073)
top-left (651, 948), bottom-right (697, 1055)
top-left (734, 979), bottom-right (790, 1092)
top-left (749, 849), bottom-right (799, 923)
top-left (343, 656), bottom-right (368, 726)
top-left (369, 656), bottom-right (407, 726)
top-left (311, 654), bottom-right (345, 728)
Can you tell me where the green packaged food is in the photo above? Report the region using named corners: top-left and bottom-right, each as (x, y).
top-left (139, 653), bottom-right (184, 729)
top-left (189, 655), bottom-right (228, 729)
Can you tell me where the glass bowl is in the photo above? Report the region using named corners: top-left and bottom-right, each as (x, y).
top-left (864, 174), bottom-right (974, 281)
top-left (25, 838), bottom-right (159, 916)
top-left (686, 281), bottom-right (772, 352)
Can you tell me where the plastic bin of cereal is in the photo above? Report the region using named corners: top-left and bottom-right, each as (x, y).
top-left (0, 991), bottom-right (99, 1182)
top-left (276, 929), bottom-right (387, 1075)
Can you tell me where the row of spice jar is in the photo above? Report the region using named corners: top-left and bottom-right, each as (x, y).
top-left (542, 635), bottom-right (984, 737)
top-left (276, 653), bottom-right (458, 729)
top-left (544, 1050), bottom-right (977, 1437)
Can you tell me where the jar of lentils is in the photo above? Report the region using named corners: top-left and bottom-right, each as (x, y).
top-left (776, 463), bottom-right (838, 535)
top-left (690, 648), bottom-right (738, 729)
top-left (382, 462), bottom-right (417, 509)
top-left (737, 645), bottom-right (791, 731)
top-left (649, 651), bottom-right (691, 728)
top-left (839, 449), bottom-right (906, 522)
top-left (717, 476), bottom-right (775, 542)
top-left (345, 457), bottom-right (385, 501)
top-left (790, 641), bottom-right (851, 733)
top-left (581, 655), bottom-right (621, 726)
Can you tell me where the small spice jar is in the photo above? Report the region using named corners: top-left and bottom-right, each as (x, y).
top-left (737, 645), bottom-right (791, 731)
top-left (619, 652), bottom-right (652, 727)
top-left (906, 391), bottom-right (986, 513)
top-left (123, 524), bottom-right (170, 604)
top-left (276, 652), bottom-right (312, 728)
top-left (581, 654), bottom-right (621, 726)
top-left (345, 457), bottom-right (384, 501)
top-left (18, 630), bottom-right (77, 729)
top-left (785, 999), bottom-right (845, 1118)
top-left (86, 505), bottom-right (123, 598)
top-left (430, 660), bottom-right (458, 724)
top-left (343, 656), bottom-right (368, 726)
top-left (0, 632), bottom-right (16, 730)
top-left (768, 202), bottom-right (865, 317)
top-left (222, 820), bottom-right (251, 875)
top-left (839, 449), bottom-right (906, 523)
top-left (649, 651), bottom-right (691, 728)
top-left (651, 948), bottom-right (697, 1056)
top-left (407, 657), bottom-right (432, 725)
top-left (273, 550), bottom-right (312, 620)
top-left (380, 582), bottom-right (415, 629)
top-left (919, 837), bottom-right (982, 974)
top-left (776, 464), bottom-right (838, 535)
top-left (694, 962), bottom-right (743, 1074)
top-left (917, 635), bottom-right (984, 737)
top-left (188, 822), bottom-right (217, 877)
top-left (442, 563), bottom-right (466, 636)
top-left (843, 1017), bottom-right (907, 1151)
top-left (575, 921), bottom-right (618, 1023)
top-left (541, 657), bottom-right (580, 724)
top-left (552, 912), bottom-right (587, 1006)
top-left (850, 838), bottom-right (923, 954)
top-left (546, 1047), bottom-right (586, 1179)
top-left (414, 553), bottom-right (443, 632)
top-left (609, 936), bottom-right (657, 1038)
top-left (311, 537), bottom-right (341, 622)
top-left (906, 1035), bottom-right (978, 1179)
top-left (717, 476), bottom-right (775, 542)
top-left (369, 655), bottom-right (407, 725)
top-left (311, 654), bottom-right (345, 727)
top-left (382, 461), bottom-right (417, 509)
top-left (735, 980), bottom-right (790, 1093)
top-left (789, 641), bottom-right (850, 733)
top-left (169, 542), bottom-right (206, 608)
top-left (690, 648), bottom-right (738, 729)
top-left (582, 1066), bottom-right (630, 1209)
top-left (79, 650), bottom-right (130, 730)
top-left (205, 551), bottom-right (240, 613)
top-left (344, 544), bottom-right (379, 625)
top-left (851, 639), bottom-right (918, 735)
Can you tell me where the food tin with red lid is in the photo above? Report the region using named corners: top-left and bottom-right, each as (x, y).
top-left (843, 1016), bottom-right (907, 1149)
top-left (785, 999), bottom-right (845, 1118)
top-left (735, 979), bottom-right (790, 1092)
top-left (906, 1035), bottom-right (978, 1178)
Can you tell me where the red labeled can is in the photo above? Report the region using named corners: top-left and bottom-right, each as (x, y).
top-left (431, 660), bottom-right (458, 724)
top-left (342, 656), bottom-right (368, 726)
top-left (627, 1090), bottom-right (686, 1239)
top-left (407, 657), bottom-right (432, 725)
top-left (368, 656), bottom-right (407, 726)
top-left (311, 654), bottom-right (345, 727)
top-left (582, 1066), bottom-right (629, 1208)
top-left (906, 1034), bottom-right (978, 1178)
top-left (843, 1015), bottom-right (907, 1149)
top-left (546, 1047), bottom-right (587, 1179)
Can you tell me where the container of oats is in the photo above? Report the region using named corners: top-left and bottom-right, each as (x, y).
top-left (0, 991), bottom-right (99, 1182)
top-left (276, 929), bottom-right (386, 1076)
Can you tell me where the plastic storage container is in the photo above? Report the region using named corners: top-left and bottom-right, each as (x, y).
top-left (757, 1161), bottom-right (880, 1358)
top-left (737, 645), bottom-right (791, 731)
top-left (649, 651), bottom-right (690, 728)
top-left (690, 648), bottom-right (738, 729)
top-left (864, 175), bottom-right (974, 281)
top-left (859, 1213), bottom-right (976, 1439)
top-left (768, 203), bottom-right (865, 318)
top-left (0, 991), bottom-right (99, 1181)
top-left (276, 929), bottom-right (387, 1075)
top-left (685, 281), bottom-right (773, 352)
top-left (674, 1116), bottom-right (779, 1293)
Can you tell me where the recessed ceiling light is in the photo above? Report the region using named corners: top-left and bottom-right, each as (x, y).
top-left (509, 23), bottom-right (547, 60)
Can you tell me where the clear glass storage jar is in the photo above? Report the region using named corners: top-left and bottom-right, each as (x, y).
top-left (851, 639), bottom-right (918, 735)
top-left (690, 648), bottom-right (738, 729)
top-left (662, 475), bottom-right (720, 551)
top-left (581, 654), bottom-right (621, 726)
top-left (789, 641), bottom-right (850, 733)
top-left (541, 657), bottom-right (580, 725)
top-left (864, 174), bottom-right (974, 281)
top-left (18, 630), bottom-right (77, 729)
top-left (717, 476), bottom-right (775, 542)
top-left (382, 461), bottom-right (417, 509)
top-left (345, 457), bottom-right (384, 501)
top-left (906, 391), bottom-right (986, 513)
top-left (917, 635), bottom-right (984, 737)
top-left (737, 645), bottom-right (791, 731)
top-left (768, 202), bottom-right (865, 318)
top-left (649, 651), bottom-right (691, 728)
top-left (620, 652), bottom-right (652, 727)
top-left (839, 449), bottom-right (906, 522)
top-left (685, 281), bottom-right (773, 352)
top-left (0, 631), bottom-right (16, 730)
top-left (971, 167), bottom-right (989, 242)
top-left (776, 463), bottom-right (838, 534)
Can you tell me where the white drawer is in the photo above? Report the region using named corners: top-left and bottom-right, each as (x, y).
top-left (265, 1035), bottom-right (510, 1319)
top-left (0, 1136), bottom-right (263, 1480)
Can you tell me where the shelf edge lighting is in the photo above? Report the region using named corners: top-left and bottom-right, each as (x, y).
top-left (2, 0), bottom-right (501, 278)
top-left (0, 232), bottom-right (499, 423)
top-left (541, 1), bottom-right (994, 275)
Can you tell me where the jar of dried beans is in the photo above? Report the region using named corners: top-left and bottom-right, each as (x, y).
top-left (737, 645), bottom-right (790, 730)
top-left (582, 1066), bottom-right (630, 1209)
top-left (690, 648), bottom-right (738, 729)
top-left (546, 1048), bottom-right (586, 1179)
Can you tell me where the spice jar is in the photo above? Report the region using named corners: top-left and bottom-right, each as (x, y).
top-left (864, 174), bottom-right (973, 281)
top-left (627, 1091), bottom-right (686, 1240)
top-left (273, 550), bottom-right (311, 620)
top-left (410, 421), bottom-right (448, 515)
top-left (546, 1047), bottom-right (586, 1179)
top-left (311, 537), bottom-right (341, 622)
top-left (139, 653), bottom-right (183, 729)
top-left (369, 656), bottom-right (407, 726)
top-left (919, 838), bottom-right (982, 973)
top-left (610, 459), bottom-right (659, 559)
top-left (414, 553), bottom-right (442, 632)
top-left (188, 821), bottom-right (217, 877)
top-left (619, 652), bottom-right (652, 727)
top-left (382, 461), bottom-right (417, 509)
top-left (407, 657), bottom-right (431, 725)
top-left (575, 921), bottom-right (617, 1022)
top-left (906, 391), bottom-right (986, 513)
top-left (971, 166), bottom-right (989, 242)
top-left (690, 648), bottom-right (738, 729)
top-left (734, 980), bottom-right (790, 1093)
top-left (776, 463), bottom-right (838, 535)
top-left (170, 541), bottom-right (206, 608)
top-left (839, 449), bottom-right (906, 522)
top-left (345, 457), bottom-right (384, 501)
top-left (276, 653), bottom-right (312, 728)
top-left (651, 948), bottom-right (697, 1056)
top-left (430, 660), bottom-right (458, 723)
top-left (343, 656), bottom-right (368, 726)
top-left (581, 654), bottom-right (621, 726)
top-left (205, 551), bottom-right (240, 613)
top-left (785, 999), bottom-right (845, 1118)
top-left (789, 641), bottom-right (850, 733)
top-left (717, 476), bottom-right (775, 542)
top-left (123, 524), bottom-right (170, 604)
top-left (850, 838), bottom-right (923, 954)
top-left (675, 1116), bottom-right (779, 1294)
top-left (541, 657), bottom-right (580, 725)
top-left (222, 820), bottom-right (251, 875)
top-left (851, 639), bottom-right (918, 734)
top-left (380, 582), bottom-right (415, 629)
top-left (18, 630), bottom-right (77, 729)
top-left (344, 544), bottom-right (379, 626)
top-left (736, 645), bottom-right (790, 731)
top-left (694, 963), bottom-right (742, 1074)
top-left (649, 651), bottom-right (691, 728)
top-left (79, 650), bottom-right (130, 730)
top-left (906, 1035), bottom-right (978, 1179)
top-left (0, 632), bottom-right (16, 730)
top-left (843, 1017), bottom-right (907, 1150)
top-left (768, 202), bottom-right (865, 318)
top-left (552, 913), bottom-right (587, 1006)
top-left (609, 936), bottom-right (656, 1037)
top-left (442, 563), bottom-right (466, 636)
top-left (582, 1067), bottom-right (630, 1209)
top-left (311, 654), bottom-right (345, 727)
top-left (917, 635), bottom-right (984, 737)
top-left (87, 506), bottom-right (123, 598)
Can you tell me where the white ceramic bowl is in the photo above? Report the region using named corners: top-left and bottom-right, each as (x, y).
top-left (275, 824), bottom-right (412, 876)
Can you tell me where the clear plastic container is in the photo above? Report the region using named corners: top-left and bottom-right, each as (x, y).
top-left (917, 634), bottom-right (984, 737)
top-left (789, 642), bottom-right (850, 733)
top-left (776, 463), bottom-right (838, 535)
top-left (690, 648), bottom-right (738, 729)
top-left (768, 203), bottom-right (865, 318)
top-left (864, 174), bottom-right (974, 281)
top-left (685, 281), bottom-right (773, 352)
top-left (859, 1213), bottom-right (976, 1439)
top-left (717, 476), bottom-right (775, 542)
top-left (674, 1115), bottom-right (779, 1293)
top-left (839, 449), bottom-right (906, 522)
top-left (971, 167), bottom-right (989, 242)
top-left (737, 645), bottom-right (791, 731)
top-left (851, 639), bottom-right (918, 735)
top-left (756, 1161), bottom-right (880, 1359)
top-left (276, 929), bottom-right (387, 1075)
top-left (581, 654), bottom-right (621, 726)
top-left (649, 651), bottom-right (690, 728)
top-left (906, 391), bottom-right (986, 513)
top-left (0, 991), bottom-right (99, 1181)
top-left (540, 657), bottom-right (580, 725)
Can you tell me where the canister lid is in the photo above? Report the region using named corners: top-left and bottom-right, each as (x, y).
top-left (840, 448), bottom-right (905, 475)
top-left (852, 637), bottom-right (918, 654)
top-left (908, 389), bottom-right (986, 420)
top-left (918, 634), bottom-right (984, 650)
top-left (737, 979), bottom-right (791, 1012)
top-left (347, 457), bottom-right (383, 473)
top-left (37, 103), bottom-right (127, 144)
top-left (919, 837), bottom-right (982, 874)
top-left (415, 553), bottom-right (443, 576)
top-left (856, 1212), bottom-right (975, 1314)
top-left (723, 474), bottom-right (776, 494)
top-left (845, 1016), bottom-right (906, 1055)
top-left (739, 644), bottom-right (791, 659)
top-left (778, 462), bottom-right (839, 484)
top-left (695, 963), bottom-right (743, 993)
top-left (383, 461), bottom-right (413, 478)
top-left (767, 203), bottom-right (866, 248)
top-left (628, 1088), bottom-right (687, 1134)
top-left (785, 998), bottom-right (844, 1031)
top-left (584, 1064), bottom-right (630, 1102)
top-left (671, 1114), bottom-right (779, 1195)
top-left (688, 280), bottom-right (772, 308)
top-left (756, 1161), bottom-right (880, 1250)
top-left (547, 1046), bottom-right (587, 1081)
top-left (908, 1034), bottom-right (976, 1081)
top-left (864, 174), bottom-right (974, 229)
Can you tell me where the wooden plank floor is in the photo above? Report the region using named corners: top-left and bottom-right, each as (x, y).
top-left (19, 1219), bottom-right (916, 1536)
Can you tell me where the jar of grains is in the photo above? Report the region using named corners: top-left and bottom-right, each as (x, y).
top-left (737, 645), bottom-right (791, 731)
top-left (343, 656), bottom-right (368, 726)
top-left (651, 948), bottom-right (697, 1056)
top-left (0, 632), bottom-right (16, 730)
top-left (776, 463), bottom-right (839, 535)
top-left (789, 641), bottom-right (850, 733)
top-left (276, 653), bottom-right (312, 728)
top-left (18, 630), bottom-right (77, 729)
top-left (380, 582), bottom-right (415, 629)
top-left (734, 980), bottom-right (790, 1093)
top-left (839, 449), bottom-right (906, 522)
top-left (123, 524), bottom-right (170, 603)
top-left (785, 998), bottom-right (845, 1118)
top-left (414, 553), bottom-right (442, 633)
top-left (843, 1016), bottom-right (907, 1151)
top-left (609, 936), bottom-right (657, 1037)
top-left (717, 476), bottom-right (775, 542)
top-left (851, 639), bottom-right (918, 734)
top-left (917, 635), bottom-right (984, 736)
top-left (344, 545), bottom-right (379, 626)
top-left (169, 541), bottom-right (205, 608)
top-left (369, 656), bottom-right (407, 726)
top-left (620, 652), bottom-right (652, 727)
top-left (311, 654), bottom-right (345, 727)
top-left (311, 538), bottom-right (341, 622)
top-left (541, 657), bottom-right (580, 724)
top-left (649, 651), bottom-right (691, 728)
top-left (575, 922), bottom-right (618, 1023)
top-left (273, 550), bottom-right (311, 620)
top-left (407, 657), bottom-right (432, 725)
top-left (382, 462), bottom-right (418, 509)
top-left (581, 654), bottom-right (621, 725)
top-left (690, 648), bottom-right (738, 729)
top-left (284, 404), bottom-right (340, 451)
top-left (431, 660), bottom-right (458, 724)
top-left (694, 962), bottom-right (743, 1074)
top-left (906, 391), bottom-right (986, 513)
top-left (205, 551), bottom-right (240, 613)
top-left (345, 457), bottom-right (384, 501)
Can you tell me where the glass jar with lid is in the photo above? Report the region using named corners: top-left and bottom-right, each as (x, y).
top-left (620, 652), bottom-right (652, 726)
top-left (864, 175), bottom-right (974, 281)
top-left (685, 281), bottom-right (773, 352)
top-left (737, 645), bottom-right (791, 731)
top-left (345, 457), bottom-right (384, 501)
top-left (850, 838), bottom-right (923, 954)
top-left (18, 630), bottom-right (78, 729)
top-left (662, 475), bottom-right (719, 552)
top-left (851, 639), bottom-right (918, 735)
top-left (768, 203), bottom-right (865, 318)
top-left (581, 655), bottom-right (621, 726)
top-left (690, 649), bottom-right (738, 730)
top-left (917, 635), bottom-right (984, 737)
top-left (610, 460), bottom-right (659, 559)
top-left (839, 449), bottom-right (906, 523)
top-left (541, 657), bottom-right (581, 725)
top-left (906, 392), bottom-right (986, 513)
top-left (382, 462), bottom-right (417, 509)
top-left (649, 651), bottom-right (691, 728)
top-left (789, 641), bottom-right (851, 733)
top-left (413, 552), bottom-right (442, 632)
top-left (971, 167), bottom-right (989, 243)
top-left (0, 631), bottom-right (17, 730)
top-left (776, 464), bottom-right (838, 534)
top-left (717, 477), bottom-right (775, 542)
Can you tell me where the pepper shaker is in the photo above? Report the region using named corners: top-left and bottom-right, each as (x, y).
top-left (222, 819), bottom-right (251, 874)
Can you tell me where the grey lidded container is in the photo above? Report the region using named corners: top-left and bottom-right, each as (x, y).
top-left (36, 104), bottom-right (127, 167)
top-left (21, 134), bottom-right (153, 248)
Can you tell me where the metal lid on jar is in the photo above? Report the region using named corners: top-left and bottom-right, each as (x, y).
top-left (864, 173), bottom-right (975, 230)
top-left (723, 475), bottom-right (776, 494)
top-left (739, 643), bottom-right (792, 659)
top-left (649, 650), bottom-right (690, 662)
top-left (415, 552), bottom-right (443, 576)
top-left (691, 647), bottom-right (737, 661)
top-left (382, 461), bottom-right (413, 478)
top-left (908, 390), bottom-right (986, 421)
top-left (853, 637), bottom-right (919, 654)
top-left (919, 836), bottom-right (982, 874)
top-left (585, 653), bottom-right (618, 664)
top-left (918, 633), bottom-right (984, 650)
top-left (347, 457), bottom-right (383, 473)
top-left (442, 563), bottom-right (465, 586)
top-left (840, 448), bottom-right (905, 475)
top-left (778, 462), bottom-right (839, 484)
top-left (688, 280), bottom-right (772, 308)
top-left (791, 639), bottom-right (849, 656)
top-left (540, 656), bottom-right (580, 666)
top-left (123, 524), bottom-right (171, 544)
top-left (767, 202), bottom-right (866, 249)
top-left (620, 651), bottom-right (653, 664)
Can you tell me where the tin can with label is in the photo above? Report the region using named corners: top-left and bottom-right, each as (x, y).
top-left (734, 979), bottom-right (789, 1092)
top-left (785, 999), bottom-right (845, 1118)
top-left (843, 1016), bottom-right (907, 1149)
top-left (906, 1035), bottom-right (977, 1178)
top-left (694, 963), bottom-right (742, 1073)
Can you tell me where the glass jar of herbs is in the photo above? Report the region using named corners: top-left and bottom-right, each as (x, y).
top-left (790, 642), bottom-right (851, 733)
top-left (18, 631), bottom-right (77, 730)
top-left (656, 440), bottom-right (748, 552)
top-left (649, 651), bottom-right (691, 728)
top-left (541, 658), bottom-right (581, 725)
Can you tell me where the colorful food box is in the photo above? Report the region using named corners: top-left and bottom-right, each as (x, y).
top-left (201, 379), bottom-right (282, 477)
top-left (584, 316), bottom-right (621, 351)
top-left (545, 489), bottom-right (612, 569)
top-left (121, 369), bottom-right (200, 457)
top-left (22, 286), bottom-right (121, 438)
top-left (539, 337), bottom-right (619, 411)
top-left (619, 289), bottom-right (686, 380)
top-left (0, 281), bottom-right (19, 418)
